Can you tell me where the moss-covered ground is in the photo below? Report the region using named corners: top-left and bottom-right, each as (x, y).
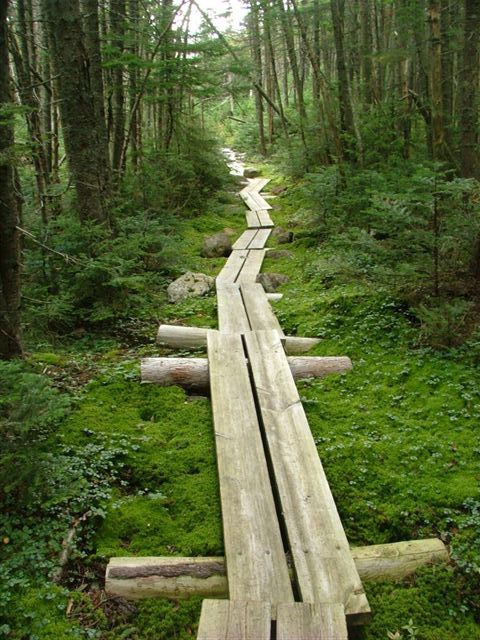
top-left (3, 164), bottom-right (480, 639)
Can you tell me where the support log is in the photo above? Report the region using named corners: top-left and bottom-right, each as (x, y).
top-left (105, 539), bottom-right (449, 601)
top-left (141, 355), bottom-right (352, 390)
top-left (156, 325), bottom-right (320, 354)
top-left (266, 293), bottom-right (283, 301)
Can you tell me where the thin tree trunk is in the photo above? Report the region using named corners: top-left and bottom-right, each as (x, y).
top-left (249, 0), bottom-right (266, 155)
top-left (110, 0), bottom-right (126, 173)
top-left (427, 0), bottom-right (445, 162)
top-left (459, 0), bottom-right (480, 178)
top-left (0, 0), bottom-right (23, 358)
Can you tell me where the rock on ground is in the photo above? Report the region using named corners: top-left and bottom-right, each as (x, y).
top-left (256, 272), bottom-right (290, 293)
top-left (266, 250), bottom-right (294, 260)
top-left (243, 167), bottom-right (261, 178)
top-left (272, 226), bottom-right (294, 244)
top-left (201, 232), bottom-right (232, 258)
top-left (167, 272), bottom-right (215, 303)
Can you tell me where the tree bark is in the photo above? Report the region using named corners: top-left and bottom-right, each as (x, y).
top-left (42, 0), bottom-right (111, 224)
top-left (110, 0), bottom-right (126, 173)
top-left (459, 0), bottom-right (480, 178)
top-left (248, 0), bottom-right (267, 155)
top-left (427, 0), bottom-right (446, 162)
top-left (0, 0), bottom-right (23, 358)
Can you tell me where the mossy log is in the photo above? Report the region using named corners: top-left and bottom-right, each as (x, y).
top-left (156, 324), bottom-right (320, 354)
top-left (105, 539), bottom-right (449, 601)
top-left (141, 355), bottom-right (352, 390)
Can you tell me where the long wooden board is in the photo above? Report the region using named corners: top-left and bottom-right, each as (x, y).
top-left (207, 331), bottom-right (294, 604)
top-left (216, 284), bottom-right (250, 333)
top-left (246, 210), bottom-right (261, 228)
top-left (243, 330), bottom-right (370, 623)
top-left (216, 250), bottom-right (248, 284)
top-left (257, 210), bottom-right (274, 227)
top-left (276, 603), bottom-right (348, 640)
top-left (197, 600), bottom-right (271, 640)
top-left (249, 228), bottom-right (271, 249)
top-left (232, 229), bottom-right (258, 251)
top-left (241, 192), bottom-right (272, 212)
top-left (240, 284), bottom-right (284, 336)
top-left (237, 250), bottom-right (266, 285)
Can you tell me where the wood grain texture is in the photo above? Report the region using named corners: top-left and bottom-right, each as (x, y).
top-left (276, 603), bottom-right (348, 640)
top-left (237, 250), bottom-right (266, 285)
top-left (246, 210), bottom-right (261, 228)
top-left (156, 325), bottom-right (320, 354)
top-left (248, 228), bottom-right (271, 249)
top-left (207, 331), bottom-right (294, 603)
top-left (240, 284), bottom-right (285, 336)
top-left (216, 284), bottom-right (250, 333)
top-left (216, 250), bottom-right (248, 285)
top-left (197, 600), bottom-right (271, 640)
top-left (257, 211), bottom-right (274, 227)
top-left (244, 330), bottom-right (370, 622)
top-left (104, 539), bottom-right (449, 600)
top-left (232, 229), bottom-right (258, 250)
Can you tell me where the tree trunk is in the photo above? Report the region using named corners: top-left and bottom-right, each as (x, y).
top-left (0, 0), bottom-right (23, 359)
top-left (427, 0), bottom-right (445, 162)
top-left (360, 0), bottom-right (375, 105)
top-left (249, 0), bottom-right (267, 155)
top-left (330, 0), bottom-right (357, 161)
top-left (42, 0), bottom-right (111, 224)
top-left (459, 0), bottom-right (480, 178)
top-left (110, 0), bottom-right (126, 173)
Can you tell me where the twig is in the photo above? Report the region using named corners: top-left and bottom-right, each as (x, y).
top-left (16, 226), bottom-right (87, 266)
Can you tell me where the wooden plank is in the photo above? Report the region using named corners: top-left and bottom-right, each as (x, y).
top-left (239, 177), bottom-right (264, 196)
top-left (240, 284), bottom-right (284, 337)
top-left (257, 210), bottom-right (274, 227)
top-left (207, 331), bottom-right (294, 603)
top-left (243, 330), bottom-right (370, 623)
top-left (216, 283), bottom-right (250, 333)
top-left (246, 210), bottom-right (261, 228)
top-left (197, 600), bottom-right (270, 640)
top-left (232, 229), bottom-right (258, 250)
top-left (249, 191), bottom-right (272, 210)
top-left (237, 250), bottom-right (265, 285)
top-left (276, 603), bottom-right (348, 640)
top-left (252, 177), bottom-right (270, 193)
top-left (248, 228), bottom-right (271, 249)
top-left (216, 250), bottom-right (248, 285)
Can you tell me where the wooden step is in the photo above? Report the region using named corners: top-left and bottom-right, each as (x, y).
top-left (216, 249), bottom-right (248, 284)
top-left (207, 331), bottom-right (294, 603)
top-left (197, 600), bottom-right (270, 640)
top-left (243, 329), bottom-right (370, 624)
top-left (216, 283), bottom-right (250, 333)
top-left (240, 284), bottom-right (284, 336)
top-left (276, 603), bottom-right (348, 639)
top-left (236, 249), bottom-right (266, 284)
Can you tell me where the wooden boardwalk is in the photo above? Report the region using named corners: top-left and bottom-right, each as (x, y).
top-left (106, 172), bottom-right (372, 639)
top-left (198, 176), bottom-right (369, 637)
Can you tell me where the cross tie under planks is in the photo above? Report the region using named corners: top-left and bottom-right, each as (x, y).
top-left (106, 173), bottom-right (371, 639)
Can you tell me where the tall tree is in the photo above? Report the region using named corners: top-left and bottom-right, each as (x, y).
top-left (459, 0), bottom-right (480, 179)
top-left (427, 0), bottom-right (445, 162)
top-left (248, 0), bottom-right (267, 155)
top-left (0, 0), bottom-right (23, 358)
top-left (42, 0), bottom-right (111, 224)
top-left (110, 0), bottom-right (126, 173)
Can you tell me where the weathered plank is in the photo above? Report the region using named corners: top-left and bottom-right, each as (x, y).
top-left (257, 210), bottom-right (274, 227)
top-left (105, 539), bottom-right (450, 600)
top-left (240, 284), bottom-right (285, 336)
top-left (157, 324), bottom-right (320, 354)
top-left (216, 283), bottom-right (250, 333)
top-left (216, 250), bottom-right (248, 285)
top-left (248, 228), bottom-right (271, 249)
top-left (207, 331), bottom-right (294, 603)
top-left (236, 250), bottom-right (266, 285)
top-left (246, 210), bottom-right (261, 228)
top-left (244, 330), bottom-right (370, 623)
top-left (241, 192), bottom-right (272, 212)
top-left (232, 229), bottom-right (258, 251)
top-left (276, 603), bottom-right (348, 640)
top-left (197, 600), bottom-right (271, 640)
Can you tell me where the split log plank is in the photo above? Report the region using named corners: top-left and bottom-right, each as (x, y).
top-left (236, 250), bottom-right (266, 284)
top-left (141, 356), bottom-right (352, 390)
top-left (257, 210), bottom-right (274, 227)
top-left (276, 603), bottom-right (347, 640)
top-left (245, 210), bottom-right (261, 228)
top-left (244, 330), bottom-right (370, 623)
top-left (207, 331), bottom-right (294, 603)
top-left (241, 192), bottom-right (272, 212)
top-left (248, 228), bottom-right (271, 249)
top-left (232, 229), bottom-right (258, 251)
top-left (266, 293), bottom-right (283, 301)
top-left (216, 284), bottom-right (250, 333)
top-left (240, 284), bottom-right (284, 336)
top-left (197, 600), bottom-right (270, 640)
top-left (105, 539), bottom-right (449, 600)
top-left (216, 250), bottom-right (248, 285)
top-left (156, 325), bottom-right (320, 354)
top-left (239, 177), bottom-right (269, 197)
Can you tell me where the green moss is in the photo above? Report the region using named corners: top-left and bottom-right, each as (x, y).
top-left (133, 598), bottom-right (203, 639)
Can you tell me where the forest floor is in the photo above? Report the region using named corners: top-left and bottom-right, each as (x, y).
top-left (2, 159), bottom-right (480, 639)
